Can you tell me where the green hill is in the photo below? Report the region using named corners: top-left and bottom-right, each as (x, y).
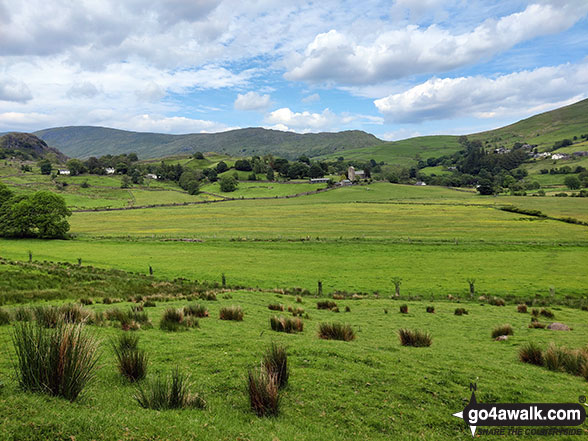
top-left (34, 126), bottom-right (383, 160)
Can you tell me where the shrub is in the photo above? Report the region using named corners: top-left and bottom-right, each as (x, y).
top-left (454, 308), bottom-right (468, 316)
top-left (160, 308), bottom-right (198, 331)
top-left (0, 308), bottom-right (11, 325)
top-left (268, 303), bottom-right (285, 311)
top-left (517, 304), bottom-right (528, 313)
top-left (317, 300), bottom-right (337, 310)
top-left (399, 304), bottom-right (408, 314)
top-left (318, 322), bottom-right (355, 341)
top-left (491, 324), bottom-right (513, 339)
top-left (219, 306), bottom-right (244, 321)
top-left (184, 304), bottom-right (209, 318)
top-left (519, 342), bottom-right (544, 366)
top-left (135, 368), bottom-right (205, 410)
top-left (398, 329), bottom-right (432, 347)
top-left (112, 334), bottom-right (148, 382)
top-left (247, 367), bottom-right (279, 417)
top-left (426, 306), bottom-right (435, 313)
top-left (540, 309), bottom-right (554, 319)
top-left (262, 343), bottom-right (288, 389)
top-left (269, 316), bottom-right (303, 333)
top-left (12, 322), bottom-right (100, 401)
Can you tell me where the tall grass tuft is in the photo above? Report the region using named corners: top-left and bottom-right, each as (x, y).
top-left (544, 344), bottom-right (588, 375)
top-left (318, 322), bottom-right (355, 341)
top-left (0, 308), bottom-right (11, 325)
top-left (491, 324), bottom-right (513, 339)
top-left (219, 305), bottom-right (244, 321)
top-left (269, 316), bottom-right (303, 333)
top-left (12, 322), bottom-right (100, 401)
top-left (135, 367), bottom-right (206, 410)
top-left (262, 343), bottom-right (289, 389)
top-left (316, 300), bottom-right (337, 310)
top-left (160, 308), bottom-right (198, 331)
top-left (398, 329), bottom-right (432, 347)
top-left (454, 308), bottom-right (468, 316)
top-left (517, 304), bottom-right (528, 313)
top-left (268, 303), bottom-right (284, 311)
top-left (426, 306), bottom-right (435, 313)
top-left (540, 309), bottom-right (554, 319)
top-left (183, 304), bottom-right (209, 318)
top-left (247, 367), bottom-right (279, 417)
top-left (399, 304), bottom-right (408, 314)
top-left (112, 333), bottom-right (148, 382)
top-left (14, 307), bottom-right (33, 322)
top-left (519, 342), bottom-right (544, 366)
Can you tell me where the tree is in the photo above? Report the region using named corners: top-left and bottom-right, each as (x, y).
top-left (66, 159), bottom-right (86, 176)
top-left (219, 176), bottom-right (238, 192)
top-left (266, 168), bottom-right (275, 181)
top-left (391, 277), bottom-right (402, 297)
top-left (477, 179), bottom-right (494, 195)
top-left (38, 159), bottom-right (52, 175)
top-left (193, 152), bottom-right (205, 160)
top-left (308, 164), bottom-right (324, 179)
top-left (179, 170), bottom-right (201, 195)
top-left (234, 159), bottom-right (252, 171)
top-left (564, 175), bottom-right (581, 190)
top-left (216, 161), bottom-right (228, 173)
top-left (121, 175), bottom-right (131, 188)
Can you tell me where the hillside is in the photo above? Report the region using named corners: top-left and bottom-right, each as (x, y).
top-left (0, 132), bottom-right (67, 162)
top-left (34, 126), bottom-right (382, 159)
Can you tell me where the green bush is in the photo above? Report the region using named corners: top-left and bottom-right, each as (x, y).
top-left (398, 329), bottom-right (432, 347)
top-left (12, 322), bottom-right (100, 401)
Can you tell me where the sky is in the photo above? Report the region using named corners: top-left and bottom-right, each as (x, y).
top-left (0, 0), bottom-right (587, 141)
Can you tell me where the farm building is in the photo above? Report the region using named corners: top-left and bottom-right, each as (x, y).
top-left (146, 173), bottom-right (158, 180)
top-left (105, 167), bottom-right (115, 174)
top-left (58, 169), bottom-right (70, 175)
top-left (347, 166), bottom-right (365, 180)
top-left (309, 177), bottom-right (330, 184)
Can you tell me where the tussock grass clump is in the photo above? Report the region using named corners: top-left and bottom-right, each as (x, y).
top-left (454, 308), bottom-right (468, 316)
top-left (399, 304), bottom-right (408, 314)
top-left (135, 368), bottom-right (206, 410)
top-left (268, 303), bottom-right (284, 311)
top-left (519, 342), bottom-right (544, 366)
top-left (14, 307), bottom-right (34, 322)
top-left (262, 343), bottom-right (289, 389)
top-left (345, 306), bottom-right (351, 313)
top-left (199, 292), bottom-right (217, 301)
top-left (398, 329), bottom-right (432, 347)
top-left (59, 304), bottom-right (94, 324)
top-left (33, 306), bottom-right (62, 328)
top-left (517, 304), bottom-right (528, 313)
top-left (269, 316), bottom-right (303, 333)
top-left (318, 322), bottom-right (355, 341)
top-left (160, 308), bottom-right (198, 331)
top-left (219, 305), bottom-right (244, 321)
top-left (290, 307), bottom-right (305, 317)
top-left (540, 309), bottom-right (554, 319)
top-left (144, 301), bottom-right (156, 307)
top-left (247, 367), bottom-right (279, 417)
top-left (317, 300), bottom-right (337, 310)
top-left (112, 333), bottom-right (148, 382)
top-left (103, 297), bottom-right (114, 304)
top-left (79, 297), bottom-right (93, 305)
top-left (0, 308), bottom-right (11, 325)
top-left (531, 308), bottom-right (540, 317)
top-left (489, 297), bottom-right (506, 306)
top-left (295, 296), bottom-right (303, 303)
top-left (183, 304), bottom-right (209, 318)
top-left (426, 306), bottom-right (435, 313)
top-left (12, 322), bottom-right (100, 401)
top-left (544, 344), bottom-right (588, 375)
top-left (491, 324), bottom-right (513, 339)
top-left (529, 321), bottom-right (546, 329)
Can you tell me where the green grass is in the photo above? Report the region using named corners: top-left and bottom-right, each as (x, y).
top-left (1, 291), bottom-right (588, 440)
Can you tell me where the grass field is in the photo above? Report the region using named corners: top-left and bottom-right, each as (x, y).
top-left (0, 287), bottom-right (587, 441)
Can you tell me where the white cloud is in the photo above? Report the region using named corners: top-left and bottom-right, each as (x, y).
top-left (0, 79), bottom-right (33, 103)
top-left (121, 114), bottom-right (236, 133)
top-left (67, 82), bottom-right (100, 99)
top-left (374, 61), bottom-right (588, 123)
top-left (234, 91), bottom-right (272, 111)
top-left (285, 2), bottom-right (588, 85)
top-left (302, 93), bottom-right (320, 103)
top-left (264, 107), bottom-right (338, 132)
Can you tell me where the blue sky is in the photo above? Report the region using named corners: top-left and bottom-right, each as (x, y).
top-left (0, 0), bottom-right (587, 141)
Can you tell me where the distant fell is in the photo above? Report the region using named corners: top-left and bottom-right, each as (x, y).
top-left (34, 126), bottom-right (383, 159)
top-left (0, 132), bottom-right (67, 161)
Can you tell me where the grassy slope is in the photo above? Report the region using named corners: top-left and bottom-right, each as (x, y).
top-left (0, 288), bottom-right (587, 440)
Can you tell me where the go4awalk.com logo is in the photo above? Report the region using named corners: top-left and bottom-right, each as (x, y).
top-left (453, 384), bottom-right (587, 437)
